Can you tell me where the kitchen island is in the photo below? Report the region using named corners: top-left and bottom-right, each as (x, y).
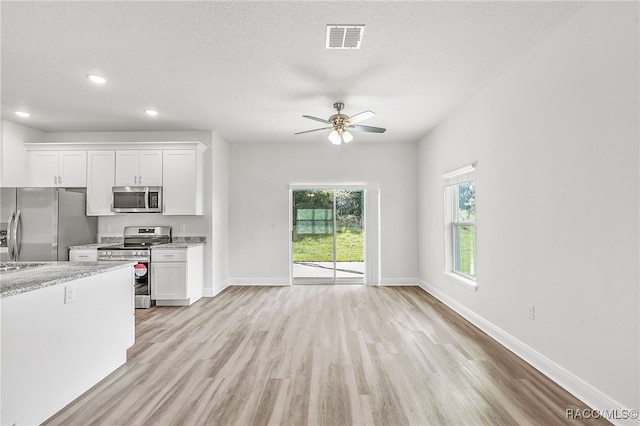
top-left (1, 261), bottom-right (135, 425)
top-left (0, 260), bottom-right (134, 297)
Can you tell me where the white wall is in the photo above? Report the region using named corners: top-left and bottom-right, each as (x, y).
top-left (45, 130), bottom-right (230, 293)
top-left (229, 141), bottom-right (417, 283)
top-left (417, 2), bottom-right (638, 414)
top-left (0, 120), bottom-right (45, 187)
top-left (210, 131), bottom-right (230, 295)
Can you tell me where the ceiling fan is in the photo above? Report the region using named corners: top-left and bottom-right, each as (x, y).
top-left (294, 102), bottom-right (386, 145)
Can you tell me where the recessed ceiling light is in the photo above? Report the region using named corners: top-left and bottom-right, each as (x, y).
top-left (15, 111), bottom-right (30, 118)
top-left (144, 109), bottom-right (158, 116)
top-left (87, 74), bottom-right (107, 84)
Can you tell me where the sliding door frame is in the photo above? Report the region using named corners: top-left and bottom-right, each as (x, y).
top-left (289, 184), bottom-right (380, 286)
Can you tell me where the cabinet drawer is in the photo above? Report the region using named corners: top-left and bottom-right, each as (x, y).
top-left (151, 249), bottom-right (186, 262)
top-left (69, 249), bottom-right (98, 262)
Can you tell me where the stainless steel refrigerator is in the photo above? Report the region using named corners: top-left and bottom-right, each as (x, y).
top-left (1, 188), bottom-right (98, 262)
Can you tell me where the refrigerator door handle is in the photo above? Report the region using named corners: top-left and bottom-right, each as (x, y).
top-left (7, 211), bottom-right (15, 260)
top-left (12, 209), bottom-right (21, 260)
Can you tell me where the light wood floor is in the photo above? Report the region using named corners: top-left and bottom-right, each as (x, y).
top-left (45, 286), bottom-right (609, 425)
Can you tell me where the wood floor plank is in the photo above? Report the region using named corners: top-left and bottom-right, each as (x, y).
top-left (43, 285), bottom-right (610, 425)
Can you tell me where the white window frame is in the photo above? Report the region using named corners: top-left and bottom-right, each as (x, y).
top-left (443, 164), bottom-right (477, 291)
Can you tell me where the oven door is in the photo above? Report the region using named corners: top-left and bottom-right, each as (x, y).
top-left (111, 186), bottom-right (162, 213)
top-left (133, 261), bottom-right (152, 308)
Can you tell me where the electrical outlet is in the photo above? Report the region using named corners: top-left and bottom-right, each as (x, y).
top-left (65, 285), bottom-right (76, 304)
top-left (179, 224), bottom-right (186, 232)
top-left (527, 305), bottom-right (535, 320)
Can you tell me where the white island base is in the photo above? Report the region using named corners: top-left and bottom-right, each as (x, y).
top-left (1, 265), bottom-right (134, 425)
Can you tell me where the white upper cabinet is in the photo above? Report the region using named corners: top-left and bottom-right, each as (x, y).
top-left (23, 141), bottom-right (206, 216)
top-left (162, 150), bottom-right (203, 215)
top-left (27, 151), bottom-right (86, 187)
top-left (86, 151), bottom-right (115, 216)
top-left (115, 150), bottom-right (162, 186)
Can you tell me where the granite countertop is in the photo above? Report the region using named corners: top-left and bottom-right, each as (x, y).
top-left (69, 237), bottom-right (206, 250)
top-left (151, 242), bottom-right (205, 249)
top-left (1, 261), bottom-right (135, 298)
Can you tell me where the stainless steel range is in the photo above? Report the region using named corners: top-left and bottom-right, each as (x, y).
top-left (98, 226), bottom-right (171, 308)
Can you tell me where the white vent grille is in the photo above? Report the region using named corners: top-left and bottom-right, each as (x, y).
top-left (326, 25), bottom-right (365, 49)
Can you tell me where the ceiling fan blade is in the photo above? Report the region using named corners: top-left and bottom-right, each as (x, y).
top-left (294, 126), bottom-right (332, 135)
top-left (346, 110), bottom-right (375, 124)
top-left (302, 115), bottom-right (332, 124)
top-left (348, 124), bottom-right (386, 133)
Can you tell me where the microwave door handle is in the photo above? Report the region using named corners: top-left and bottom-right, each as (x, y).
top-left (145, 187), bottom-right (149, 210)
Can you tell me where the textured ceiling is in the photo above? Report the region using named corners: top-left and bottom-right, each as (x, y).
top-left (1, 1), bottom-right (585, 144)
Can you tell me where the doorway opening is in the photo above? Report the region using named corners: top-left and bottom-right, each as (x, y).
top-left (291, 189), bottom-right (364, 284)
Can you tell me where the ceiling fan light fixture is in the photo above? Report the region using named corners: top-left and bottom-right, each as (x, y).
top-left (328, 130), bottom-right (342, 145)
top-left (296, 102), bottom-right (386, 143)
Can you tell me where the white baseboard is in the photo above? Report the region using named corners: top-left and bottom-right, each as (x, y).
top-left (379, 278), bottom-right (419, 286)
top-left (229, 278), bottom-right (291, 286)
top-left (417, 279), bottom-right (639, 426)
top-left (227, 278), bottom-right (420, 286)
top-left (202, 280), bottom-right (230, 297)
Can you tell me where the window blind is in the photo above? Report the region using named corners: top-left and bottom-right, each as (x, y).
top-left (442, 164), bottom-right (475, 186)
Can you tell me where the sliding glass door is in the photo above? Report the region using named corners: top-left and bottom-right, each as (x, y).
top-left (292, 189), bottom-right (364, 284)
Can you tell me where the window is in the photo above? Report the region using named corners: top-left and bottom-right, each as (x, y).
top-left (443, 165), bottom-right (476, 289)
top-left (296, 208), bottom-right (334, 235)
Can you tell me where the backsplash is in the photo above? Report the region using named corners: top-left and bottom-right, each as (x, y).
top-left (172, 236), bottom-right (206, 243)
top-left (100, 237), bottom-right (123, 244)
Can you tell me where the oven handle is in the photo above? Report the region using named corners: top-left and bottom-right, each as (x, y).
top-left (98, 258), bottom-right (150, 262)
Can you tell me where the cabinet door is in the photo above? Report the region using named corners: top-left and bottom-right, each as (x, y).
top-left (58, 151), bottom-right (87, 187)
top-left (138, 150), bottom-right (163, 186)
top-left (186, 245), bottom-right (204, 303)
top-left (163, 150), bottom-right (202, 215)
top-left (27, 151), bottom-right (59, 187)
top-left (114, 151), bottom-right (139, 186)
top-left (86, 151), bottom-right (115, 216)
top-left (151, 262), bottom-right (187, 300)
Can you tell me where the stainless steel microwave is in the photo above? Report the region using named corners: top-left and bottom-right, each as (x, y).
top-left (111, 186), bottom-right (162, 213)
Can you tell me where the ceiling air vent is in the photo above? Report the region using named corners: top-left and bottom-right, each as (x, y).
top-left (326, 25), bottom-right (365, 49)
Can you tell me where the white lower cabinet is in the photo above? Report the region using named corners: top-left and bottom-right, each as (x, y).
top-left (151, 245), bottom-right (203, 306)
